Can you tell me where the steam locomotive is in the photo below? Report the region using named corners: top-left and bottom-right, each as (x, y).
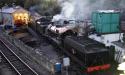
top-left (35, 18), bottom-right (112, 74)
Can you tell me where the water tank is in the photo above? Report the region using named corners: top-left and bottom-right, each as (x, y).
top-left (92, 10), bottom-right (120, 34)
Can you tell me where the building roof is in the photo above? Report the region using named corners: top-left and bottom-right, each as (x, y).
top-left (112, 41), bottom-right (125, 49)
top-left (0, 6), bottom-right (28, 14)
top-left (30, 11), bottom-right (42, 20)
top-left (1, 8), bottom-right (16, 13)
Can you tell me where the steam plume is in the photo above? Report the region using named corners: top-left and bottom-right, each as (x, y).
top-left (52, 0), bottom-right (125, 21)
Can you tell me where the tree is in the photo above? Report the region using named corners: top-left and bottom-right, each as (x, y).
top-left (39, 0), bottom-right (61, 15)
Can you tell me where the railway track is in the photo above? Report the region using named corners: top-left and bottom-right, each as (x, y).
top-left (0, 52), bottom-right (18, 75)
top-left (0, 40), bottom-right (39, 75)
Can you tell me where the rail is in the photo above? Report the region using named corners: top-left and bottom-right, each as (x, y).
top-left (0, 30), bottom-right (56, 73)
top-left (0, 40), bottom-right (39, 75)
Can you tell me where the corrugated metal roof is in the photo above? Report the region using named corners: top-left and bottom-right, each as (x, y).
top-left (1, 8), bottom-right (16, 13)
top-left (0, 6), bottom-right (28, 14)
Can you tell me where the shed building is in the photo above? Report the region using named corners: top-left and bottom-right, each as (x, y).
top-left (0, 6), bottom-right (30, 27)
top-left (112, 41), bottom-right (125, 63)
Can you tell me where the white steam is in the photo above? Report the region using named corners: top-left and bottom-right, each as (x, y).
top-left (61, 1), bottom-right (74, 19)
top-left (52, 0), bottom-right (74, 22)
top-left (119, 0), bottom-right (125, 9)
top-left (52, 0), bottom-right (125, 22)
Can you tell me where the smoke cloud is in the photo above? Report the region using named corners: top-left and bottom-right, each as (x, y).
top-left (119, 0), bottom-right (125, 9)
top-left (52, 0), bottom-right (125, 21)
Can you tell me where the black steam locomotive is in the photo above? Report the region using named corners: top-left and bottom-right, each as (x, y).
top-left (35, 18), bottom-right (112, 74)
